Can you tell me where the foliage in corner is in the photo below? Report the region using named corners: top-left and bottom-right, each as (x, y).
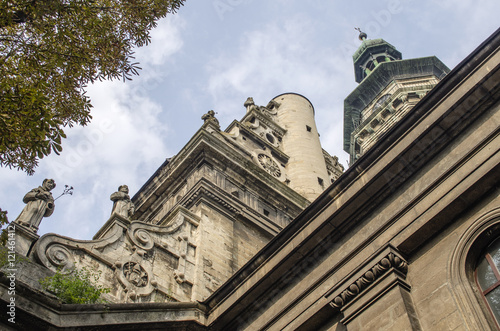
top-left (0, 245), bottom-right (28, 269)
top-left (0, 208), bottom-right (9, 246)
top-left (0, 0), bottom-right (185, 174)
top-left (40, 267), bottom-right (110, 304)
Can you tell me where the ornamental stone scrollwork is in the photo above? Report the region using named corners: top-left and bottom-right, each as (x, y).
top-left (329, 252), bottom-right (408, 310)
top-left (113, 250), bottom-right (157, 301)
top-left (34, 225), bottom-right (123, 273)
top-left (127, 214), bottom-right (186, 251)
top-left (45, 244), bottom-right (75, 273)
top-left (173, 233), bottom-right (191, 284)
top-left (128, 227), bottom-right (155, 251)
top-left (123, 261), bottom-right (148, 287)
top-left (258, 154), bottom-right (281, 178)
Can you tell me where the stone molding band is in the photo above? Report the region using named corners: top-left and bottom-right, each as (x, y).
top-left (329, 250), bottom-right (408, 310)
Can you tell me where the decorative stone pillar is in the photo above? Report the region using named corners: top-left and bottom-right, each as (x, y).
top-left (13, 223), bottom-right (39, 257)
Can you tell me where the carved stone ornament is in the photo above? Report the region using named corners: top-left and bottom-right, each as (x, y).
top-left (127, 213), bottom-right (187, 251)
top-left (33, 207), bottom-right (199, 303)
top-left (34, 225), bottom-right (123, 273)
top-left (45, 243), bottom-right (75, 273)
top-left (123, 261), bottom-right (148, 287)
top-left (113, 250), bottom-right (157, 301)
top-left (258, 154), bottom-right (281, 178)
top-left (329, 252), bottom-right (408, 310)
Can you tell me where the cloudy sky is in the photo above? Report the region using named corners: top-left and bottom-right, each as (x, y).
top-left (1, 0), bottom-right (498, 239)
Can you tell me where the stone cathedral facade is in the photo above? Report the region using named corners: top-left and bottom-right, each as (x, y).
top-left (24, 92), bottom-right (344, 305)
top-left (2, 28), bottom-right (500, 330)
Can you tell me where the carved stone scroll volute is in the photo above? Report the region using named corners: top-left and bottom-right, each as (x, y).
top-left (44, 244), bottom-right (75, 273)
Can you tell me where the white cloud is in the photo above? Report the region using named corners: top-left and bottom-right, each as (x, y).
top-left (205, 14), bottom-right (354, 163)
top-left (135, 16), bottom-right (185, 67)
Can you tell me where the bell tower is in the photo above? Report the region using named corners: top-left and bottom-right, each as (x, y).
top-left (344, 30), bottom-right (450, 165)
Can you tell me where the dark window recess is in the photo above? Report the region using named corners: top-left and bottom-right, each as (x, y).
top-left (263, 209), bottom-right (270, 217)
top-left (306, 125), bottom-right (312, 132)
top-left (476, 238), bottom-right (500, 325)
top-left (318, 177), bottom-right (324, 188)
top-left (266, 133), bottom-right (275, 144)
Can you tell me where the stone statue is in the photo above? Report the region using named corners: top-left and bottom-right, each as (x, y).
top-left (244, 97), bottom-right (280, 114)
top-left (15, 179), bottom-right (56, 232)
top-left (110, 185), bottom-right (135, 219)
top-left (244, 97), bottom-right (255, 112)
top-left (201, 110), bottom-right (219, 126)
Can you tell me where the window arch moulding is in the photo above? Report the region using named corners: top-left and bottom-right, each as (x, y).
top-left (449, 207), bottom-right (500, 330)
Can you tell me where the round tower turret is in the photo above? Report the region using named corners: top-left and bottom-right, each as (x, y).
top-left (272, 93), bottom-right (329, 201)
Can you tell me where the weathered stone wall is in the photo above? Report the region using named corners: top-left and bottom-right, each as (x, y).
top-left (193, 202), bottom-right (272, 301)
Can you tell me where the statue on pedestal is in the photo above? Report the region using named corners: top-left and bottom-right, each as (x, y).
top-left (201, 110), bottom-right (220, 126)
top-left (110, 185), bottom-right (135, 220)
top-left (15, 179), bottom-right (56, 232)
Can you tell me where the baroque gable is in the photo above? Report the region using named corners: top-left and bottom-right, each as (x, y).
top-left (34, 208), bottom-right (200, 303)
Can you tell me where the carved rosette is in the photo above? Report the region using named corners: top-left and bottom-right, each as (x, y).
top-left (330, 253), bottom-right (408, 310)
top-left (258, 154), bottom-right (282, 178)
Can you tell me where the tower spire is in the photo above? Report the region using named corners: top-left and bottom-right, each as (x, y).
top-left (355, 27), bottom-right (367, 41)
top-left (344, 34), bottom-right (450, 165)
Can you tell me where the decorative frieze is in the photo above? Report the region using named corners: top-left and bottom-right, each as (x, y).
top-left (329, 250), bottom-right (408, 310)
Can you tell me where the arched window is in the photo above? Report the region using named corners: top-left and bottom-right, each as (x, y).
top-left (449, 207), bottom-right (500, 330)
top-left (476, 238), bottom-right (500, 325)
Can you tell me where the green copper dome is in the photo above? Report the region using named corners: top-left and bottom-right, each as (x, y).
top-left (353, 38), bottom-right (402, 83)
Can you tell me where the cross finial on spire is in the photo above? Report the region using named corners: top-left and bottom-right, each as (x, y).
top-left (355, 27), bottom-right (367, 41)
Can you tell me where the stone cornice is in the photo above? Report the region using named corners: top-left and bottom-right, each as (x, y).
top-left (180, 181), bottom-right (284, 235)
top-left (228, 121), bottom-right (289, 162)
top-left (131, 129), bottom-right (308, 220)
top-left (237, 108), bottom-right (286, 138)
top-left (0, 273), bottom-right (208, 329)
